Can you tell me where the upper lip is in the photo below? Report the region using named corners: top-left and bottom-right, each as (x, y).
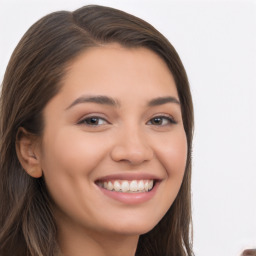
top-left (95, 173), bottom-right (162, 182)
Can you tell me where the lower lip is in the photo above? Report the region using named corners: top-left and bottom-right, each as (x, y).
top-left (97, 182), bottom-right (159, 204)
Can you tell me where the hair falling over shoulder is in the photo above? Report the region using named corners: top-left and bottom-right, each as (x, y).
top-left (0, 5), bottom-right (194, 256)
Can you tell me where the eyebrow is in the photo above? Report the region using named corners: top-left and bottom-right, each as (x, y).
top-left (148, 96), bottom-right (180, 106)
top-left (66, 95), bottom-right (120, 110)
top-left (66, 95), bottom-right (180, 110)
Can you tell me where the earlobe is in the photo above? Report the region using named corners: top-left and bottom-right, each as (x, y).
top-left (15, 127), bottom-right (43, 178)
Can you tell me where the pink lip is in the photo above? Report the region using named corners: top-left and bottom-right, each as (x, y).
top-left (96, 181), bottom-right (160, 205)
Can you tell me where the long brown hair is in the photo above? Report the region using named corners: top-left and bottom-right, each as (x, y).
top-left (0, 5), bottom-right (194, 256)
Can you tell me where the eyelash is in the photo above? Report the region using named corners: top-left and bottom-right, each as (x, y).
top-left (77, 115), bottom-right (177, 127)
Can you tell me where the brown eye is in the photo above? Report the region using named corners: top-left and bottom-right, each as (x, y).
top-left (147, 116), bottom-right (176, 126)
top-left (78, 117), bottom-right (108, 126)
top-left (151, 117), bottom-right (164, 125)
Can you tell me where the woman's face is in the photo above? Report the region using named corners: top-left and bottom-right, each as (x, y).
top-left (37, 44), bottom-right (187, 237)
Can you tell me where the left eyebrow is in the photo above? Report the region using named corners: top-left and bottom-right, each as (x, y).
top-left (147, 96), bottom-right (180, 106)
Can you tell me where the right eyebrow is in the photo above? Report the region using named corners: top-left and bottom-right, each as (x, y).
top-left (65, 95), bottom-right (120, 110)
top-left (147, 96), bottom-right (180, 106)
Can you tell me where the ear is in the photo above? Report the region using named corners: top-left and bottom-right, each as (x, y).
top-left (15, 127), bottom-right (43, 178)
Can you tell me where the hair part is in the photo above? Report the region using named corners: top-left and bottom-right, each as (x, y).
top-left (0, 5), bottom-right (194, 256)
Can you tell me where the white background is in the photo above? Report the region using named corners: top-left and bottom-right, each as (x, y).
top-left (0, 0), bottom-right (255, 255)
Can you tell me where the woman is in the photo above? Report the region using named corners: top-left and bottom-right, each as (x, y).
top-left (0, 5), bottom-right (194, 256)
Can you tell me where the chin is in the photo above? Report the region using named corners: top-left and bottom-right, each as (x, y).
top-left (102, 214), bottom-right (162, 236)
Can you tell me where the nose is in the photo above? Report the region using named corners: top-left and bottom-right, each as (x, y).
top-left (110, 126), bottom-right (154, 165)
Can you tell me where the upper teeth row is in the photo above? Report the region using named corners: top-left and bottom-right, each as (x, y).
top-left (98, 180), bottom-right (154, 193)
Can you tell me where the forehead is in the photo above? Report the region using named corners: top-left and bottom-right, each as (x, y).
top-left (57, 44), bottom-right (179, 106)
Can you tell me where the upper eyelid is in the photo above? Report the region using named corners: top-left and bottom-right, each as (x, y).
top-left (78, 112), bottom-right (108, 119)
top-left (148, 113), bottom-right (176, 121)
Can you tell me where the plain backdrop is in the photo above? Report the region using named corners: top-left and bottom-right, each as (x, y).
top-left (0, 0), bottom-right (255, 256)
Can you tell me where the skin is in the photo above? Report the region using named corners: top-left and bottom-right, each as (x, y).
top-left (17, 44), bottom-right (187, 256)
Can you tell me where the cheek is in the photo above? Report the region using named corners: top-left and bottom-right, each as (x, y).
top-left (39, 128), bottom-right (110, 211)
top-left (39, 128), bottom-right (110, 215)
top-left (146, 129), bottom-right (187, 224)
top-left (40, 128), bottom-right (107, 176)
top-left (157, 129), bottom-right (187, 177)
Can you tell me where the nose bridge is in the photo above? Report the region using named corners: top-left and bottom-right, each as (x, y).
top-left (123, 124), bottom-right (146, 150)
top-left (110, 122), bottom-right (153, 164)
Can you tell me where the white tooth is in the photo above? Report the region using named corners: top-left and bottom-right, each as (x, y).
top-left (121, 181), bottom-right (129, 192)
top-left (144, 181), bottom-right (149, 192)
top-left (130, 180), bottom-right (138, 192)
top-left (107, 181), bottom-right (113, 191)
top-left (103, 182), bottom-right (108, 189)
top-left (138, 180), bottom-right (144, 191)
top-left (114, 181), bottom-right (121, 191)
top-left (148, 180), bottom-right (154, 190)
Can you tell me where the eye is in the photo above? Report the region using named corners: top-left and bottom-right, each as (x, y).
top-left (78, 116), bottom-right (108, 126)
top-left (147, 115), bottom-right (177, 126)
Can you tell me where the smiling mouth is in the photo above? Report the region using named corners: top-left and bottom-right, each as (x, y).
top-left (96, 180), bottom-right (155, 193)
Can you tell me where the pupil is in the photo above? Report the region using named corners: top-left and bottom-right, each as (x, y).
top-left (153, 117), bottom-right (162, 124)
top-left (89, 118), bottom-right (98, 124)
